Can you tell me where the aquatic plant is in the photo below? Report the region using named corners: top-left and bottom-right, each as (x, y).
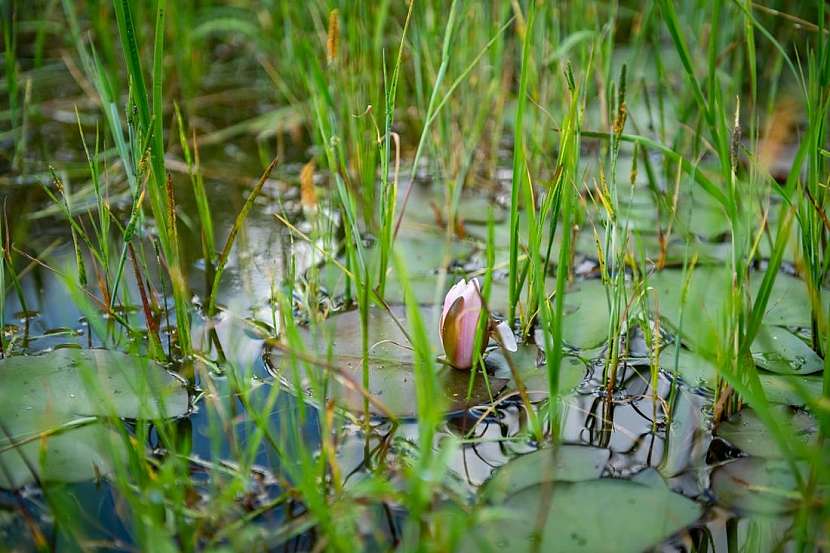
top-left (440, 278), bottom-right (517, 369)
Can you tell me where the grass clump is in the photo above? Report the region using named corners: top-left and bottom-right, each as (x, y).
top-left (0, 1), bottom-right (829, 551)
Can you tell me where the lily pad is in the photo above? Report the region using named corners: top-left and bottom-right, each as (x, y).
top-left (559, 280), bottom-right (613, 349)
top-left (522, 279), bottom-right (611, 351)
top-left (481, 445), bottom-right (610, 503)
top-left (487, 346), bottom-right (586, 400)
top-left (627, 233), bottom-right (731, 266)
top-left (0, 349), bottom-right (188, 488)
top-left (711, 457), bottom-right (802, 515)
top-left (460, 476), bottom-right (701, 552)
top-left (753, 272), bottom-right (828, 328)
top-left (660, 388), bottom-right (712, 477)
top-left (316, 234), bottom-right (473, 304)
top-left (0, 424), bottom-right (126, 490)
top-left (758, 374), bottom-right (824, 408)
top-left (660, 346), bottom-right (718, 387)
top-left (716, 406), bottom-right (816, 459)
top-left (267, 306), bottom-right (508, 418)
top-left (615, 196), bottom-right (729, 240)
top-left (733, 514), bottom-right (795, 553)
top-left (648, 267), bottom-right (728, 352)
top-left (397, 180), bottom-right (507, 229)
top-left (649, 268), bottom-right (827, 365)
top-left (751, 325), bottom-right (823, 375)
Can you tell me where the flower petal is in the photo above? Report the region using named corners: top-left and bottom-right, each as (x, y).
top-left (462, 278), bottom-right (482, 312)
top-left (441, 278), bottom-right (468, 329)
top-left (440, 295), bottom-right (465, 364)
top-left (493, 320), bottom-right (518, 352)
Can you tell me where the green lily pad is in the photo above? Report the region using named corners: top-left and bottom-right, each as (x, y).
top-left (560, 280), bottom-right (613, 349)
top-left (711, 457), bottom-right (802, 515)
top-left (674, 199), bottom-right (731, 240)
top-left (460, 476), bottom-right (701, 552)
top-left (649, 269), bottom-right (827, 368)
top-left (716, 406), bottom-right (816, 459)
top-left (397, 181), bottom-right (507, 230)
top-left (267, 306), bottom-right (508, 418)
top-left (660, 388), bottom-right (712, 477)
top-left (0, 349), bottom-right (188, 489)
top-left (732, 514), bottom-right (795, 553)
top-left (753, 273), bottom-right (817, 327)
top-left (490, 218), bottom-right (597, 262)
top-left (488, 346), bottom-right (586, 400)
top-left (758, 374), bottom-right (824, 408)
top-left (751, 325), bottom-right (823, 375)
top-left (316, 234), bottom-right (473, 304)
top-left (648, 267), bottom-right (728, 352)
top-left (0, 424), bottom-right (125, 490)
top-left (615, 196), bottom-right (729, 240)
top-left (627, 233), bottom-right (731, 266)
top-left (660, 346), bottom-right (718, 387)
top-left (524, 279), bottom-right (611, 351)
top-left (481, 445), bottom-right (610, 503)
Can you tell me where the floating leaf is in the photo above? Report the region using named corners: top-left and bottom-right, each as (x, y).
top-left (751, 325), bottom-right (823, 375)
top-left (752, 272), bottom-right (827, 328)
top-left (711, 457), bottom-right (802, 515)
top-left (733, 514), bottom-right (795, 552)
top-left (660, 388), bottom-right (712, 477)
top-left (398, 181), bottom-right (507, 229)
top-left (650, 269), bottom-right (827, 368)
top-left (267, 306), bottom-right (508, 418)
top-left (481, 445), bottom-right (610, 503)
top-left (628, 234), bottom-right (731, 266)
top-left (461, 476), bottom-right (701, 552)
top-left (488, 346), bottom-right (586, 400)
top-left (659, 346), bottom-right (718, 387)
top-left (716, 407), bottom-right (816, 458)
top-left (0, 349), bottom-right (188, 488)
top-left (649, 267), bottom-right (728, 353)
top-left (758, 374), bottom-right (824, 408)
top-left (0, 424), bottom-right (125, 490)
top-left (317, 234), bottom-right (473, 304)
top-left (559, 280), bottom-right (613, 349)
top-left (616, 195), bottom-right (729, 240)
top-left (522, 279), bottom-right (611, 351)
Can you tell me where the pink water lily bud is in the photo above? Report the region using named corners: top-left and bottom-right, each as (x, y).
top-left (440, 278), bottom-right (486, 369)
